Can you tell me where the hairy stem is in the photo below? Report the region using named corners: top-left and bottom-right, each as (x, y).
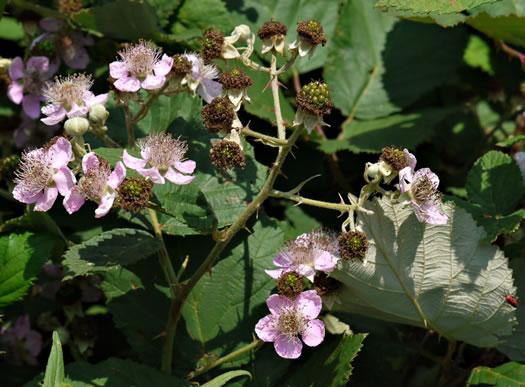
top-left (270, 54), bottom-right (286, 143)
top-left (131, 83), bottom-right (171, 124)
top-left (242, 127), bottom-right (289, 146)
top-left (269, 189), bottom-right (356, 213)
top-left (186, 340), bottom-right (262, 380)
top-left (123, 102), bottom-right (135, 149)
top-left (147, 209), bottom-right (178, 374)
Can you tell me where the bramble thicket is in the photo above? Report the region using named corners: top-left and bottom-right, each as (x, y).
top-left (0, 0), bottom-right (524, 386)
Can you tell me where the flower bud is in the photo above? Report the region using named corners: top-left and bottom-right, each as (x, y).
top-left (88, 104), bottom-right (109, 126)
top-left (0, 58), bottom-right (12, 74)
top-left (277, 271), bottom-right (304, 300)
top-left (338, 230), bottom-right (369, 260)
top-left (0, 154), bottom-right (20, 182)
top-left (230, 24), bottom-right (252, 42)
top-left (64, 117), bottom-right (89, 137)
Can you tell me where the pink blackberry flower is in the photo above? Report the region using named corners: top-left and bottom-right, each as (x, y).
top-left (399, 166), bottom-right (448, 225)
top-left (13, 137), bottom-right (75, 211)
top-left (64, 152), bottom-right (126, 218)
top-left (0, 315), bottom-right (42, 366)
top-left (40, 73), bottom-right (108, 125)
top-left (266, 229), bottom-right (340, 281)
top-left (8, 56), bottom-right (54, 119)
top-left (123, 132), bottom-right (195, 185)
top-left (182, 53), bottom-right (222, 103)
top-left (109, 40), bottom-right (173, 92)
top-left (32, 18), bottom-right (93, 70)
top-left (255, 290), bottom-right (325, 359)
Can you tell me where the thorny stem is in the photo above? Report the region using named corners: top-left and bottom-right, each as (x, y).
top-left (269, 189), bottom-right (358, 213)
top-left (131, 83), bottom-right (171, 124)
top-left (148, 208), bottom-right (178, 374)
top-left (242, 127), bottom-right (289, 146)
top-left (495, 40), bottom-right (525, 69)
top-left (270, 54), bottom-right (286, 143)
top-left (165, 126), bottom-right (304, 375)
top-left (186, 340), bottom-right (262, 380)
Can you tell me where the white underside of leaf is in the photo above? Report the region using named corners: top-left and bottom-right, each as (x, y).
top-left (332, 196), bottom-right (517, 347)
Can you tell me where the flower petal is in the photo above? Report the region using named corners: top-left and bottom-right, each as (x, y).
top-left (9, 57), bottom-right (24, 81)
top-left (109, 61), bottom-right (129, 79)
top-left (13, 185), bottom-right (42, 204)
top-left (82, 152), bottom-right (99, 174)
top-left (83, 91), bottom-right (108, 107)
top-left (414, 168), bottom-right (440, 187)
top-left (294, 290), bottom-right (322, 320)
top-left (412, 201), bottom-right (448, 225)
top-left (123, 149), bottom-right (147, 170)
top-left (41, 104), bottom-right (67, 125)
top-left (53, 167), bottom-right (75, 196)
top-left (153, 54), bottom-right (173, 76)
top-left (138, 166), bottom-right (165, 184)
top-left (164, 167), bottom-right (194, 185)
top-left (198, 78), bottom-right (222, 103)
top-left (48, 137), bottom-right (72, 169)
top-left (34, 187), bottom-right (58, 212)
top-left (265, 268), bottom-right (284, 279)
top-left (302, 319), bottom-right (325, 347)
top-left (273, 252), bottom-right (292, 268)
top-left (39, 18), bottom-right (64, 32)
top-left (27, 56), bottom-right (49, 73)
top-left (267, 294), bottom-right (293, 316)
top-left (63, 186), bottom-right (85, 214)
top-left (22, 94), bottom-right (42, 119)
top-left (95, 193), bottom-right (116, 218)
top-left (8, 82), bottom-right (24, 105)
top-left (174, 160), bottom-right (196, 174)
top-left (313, 251), bottom-right (339, 273)
top-left (114, 75), bottom-right (141, 92)
top-left (142, 74), bottom-right (165, 90)
top-left (63, 46), bottom-right (89, 70)
top-left (404, 149), bottom-right (417, 171)
top-left (255, 314), bottom-right (279, 342)
top-left (398, 166), bottom-right (413, 193)
top-left (274, 335), bottom-right (302, 359)
top-left (107, 161), bottom-right (126, 190)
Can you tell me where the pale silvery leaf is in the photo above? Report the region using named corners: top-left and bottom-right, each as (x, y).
top-left (332, 196), bottom-right (517, 348)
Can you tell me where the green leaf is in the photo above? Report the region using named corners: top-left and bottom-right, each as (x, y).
top-left (172, 0), bottom-right (233, 34)
top-left (0, 17), bottom-right (24, 40)
top-left (332, 196), bottom-right (517, 347)
top-left (201, 371), bottom-right (252, 387)
top-left (467, 362), bottom-right (525, 386)
top-left (466, 151), bottom-right (525, 215)
top-left (497, 258), bottom-right (525, 361)
top-left (27, 358), bottom-right (190, 386)
top-left (375, 0), bottom-right (500, 14)
top-left (72, 0), bottom-right (161, 40)
top-left (99, 266), bottom-right (144, 302)
top-left (324, 0), bottom-right (468, 120)
top-left (280, 206), bottom-right (322, 241)
top-left (42, 332), bottom-right (64, 387)
top-left (0, 232), bottom-right (55, 307)
top-left (182, 215), bottom-right (283, 358)
top-left (497, 135), bottom-right (525, 147)
top-left (62, 228), bottom-right (160, 280)
top-left (316, 109), bottom-right (452, 154)
top-left (0, 212), bottom-right (66, 242)
top-left (464, 35), bottom-right (494, 75)
top-left (282, 334), bottom-right (367, 387)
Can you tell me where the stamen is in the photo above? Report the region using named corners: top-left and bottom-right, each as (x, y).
top-left (14, 149), bottom-right (54, 197)
top-left (118, 40), bottom-right (161, 77)
top-left (138, 132), bottom-right (188, 169)
top-left (43, 73), bottom-right (93, 108)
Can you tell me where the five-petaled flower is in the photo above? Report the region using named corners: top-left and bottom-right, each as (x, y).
top-left (110, 40), bottom-right (173, 93)
top-left (8, 56), bottom-right (54, 119)
top-left (41, 73), bottom-right (108, 125)
top-left (64, 152), bottom-right (126, 218)
top-left (255, 290), bottom-right (325, 359)
top-left (123, 132), bottom-right (196, 185)
top-left (266, 229), bottom-right (340, 281)
top-left (399, 166), bottom-right (448, 225)
top-left (0, 315), bottom-right (42, 366)
top-left (13, 137), bottom-right (75, 211)
top-left (182, 53), bottom-right (222, 103)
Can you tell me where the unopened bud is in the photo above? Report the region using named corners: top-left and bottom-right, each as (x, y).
top-left (0, 58), bottom-right (12, 74)
top-left (64, 117), bottom-right (89, 137)
top-left (88, 104), bottom-right (109, 126)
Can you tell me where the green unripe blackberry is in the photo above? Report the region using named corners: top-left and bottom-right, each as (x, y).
top-left (338, 230), bottom-right (368, 260)
top-left (117, 178), bottom-right (153, 213)
top-left (170, 55), bottom-right (192, 75)
top-left (209, 140), bottom-right (246, 173)
top-left (297, 19), bottom-right (327, 46)
top-left (277, 271), bottom-right (304, 300)
top-left (219, 68), bottom-right (253, 90)
top-left (201, 97), bottom-right (235, 133)
top-left (297, 80), bottom-right (332, 116)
